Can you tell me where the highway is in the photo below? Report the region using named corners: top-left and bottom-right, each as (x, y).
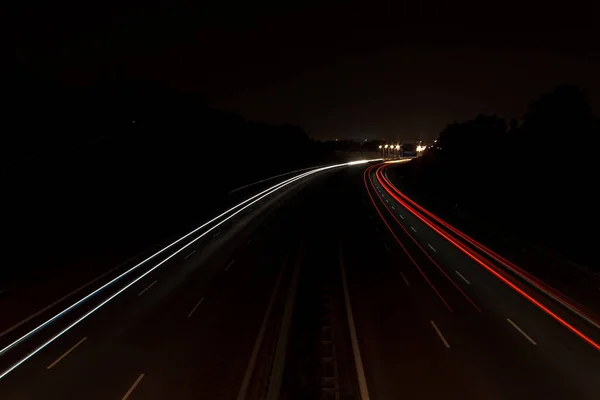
top-left (1, 160), bottom-right (600, 399)
top-left (353, 162), bottom-right (600, 399)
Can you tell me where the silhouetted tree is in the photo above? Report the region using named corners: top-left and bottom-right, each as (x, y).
top-left (2, 74), bottom-right (339, 281)
top-left (508, 118), bottom-right (519, 133)
top-left (522, 85), bottom-right (593, 138)
top-left (403, 85), bottom-right (600, 268)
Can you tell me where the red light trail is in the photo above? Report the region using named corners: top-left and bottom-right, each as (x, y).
top-left (365, 163), bottom-right (600, 352)
top-left (363, 164), bottom-right (453, 312)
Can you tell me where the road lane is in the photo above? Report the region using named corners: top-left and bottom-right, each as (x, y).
top-left (0, 162), bottom-right (354, 365)
top-left (0, 162), bottom-right (347, 347)
top-left (0, 165), bottom-right (347, 399)
top-left (0, 218), bottom-right (286, 398)
top-left (2, 160), bottom-right (600, 400)
top-left (279, 168), bottom-right (360, 400)
top-left (377, 166), bottom-right (600, 355)
top-left (356, 163), bottom-right (600, 399)
top-left (380, 164), bottom-right (600, 334)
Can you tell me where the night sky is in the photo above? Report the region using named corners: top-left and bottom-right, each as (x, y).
top-left (5, 0), bottom-right (600, 141)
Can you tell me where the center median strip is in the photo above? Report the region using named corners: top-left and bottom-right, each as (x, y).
top-left (263, 249), bottom-right (302, 400)
top-left (339, 242), bottom-right (371, 400)
top-left (236, 263), bottom-right (286, 400)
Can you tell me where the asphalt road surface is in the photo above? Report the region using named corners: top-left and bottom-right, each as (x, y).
top-left (1, 161), bottom-right (600, 400)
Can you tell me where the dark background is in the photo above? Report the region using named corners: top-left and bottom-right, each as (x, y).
top-left (2, 0), bottom-right (599, 281)
top-left (3, 1), bottom-right (599, 140)
top-left (391, 84), bottom-right (600, 270)
top-left (1, 76), bottom-right (342, 284)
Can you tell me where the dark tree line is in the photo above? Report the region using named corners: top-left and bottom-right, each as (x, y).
top-left (399, 85), bottom-right (600, 268)
top-left (1, 75), bottom-right (338, 281)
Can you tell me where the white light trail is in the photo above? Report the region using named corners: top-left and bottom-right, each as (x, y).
top-left (347, 159), bottom-right (382, 165)
top-left (0, 159), bottom-right (381, 380)
top-left (0, 166), bottom-right (325, 357)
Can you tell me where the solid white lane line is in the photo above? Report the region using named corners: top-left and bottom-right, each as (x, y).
top-left (400, 272), bottom-right (410, 286)
top-left (455, 271), bottom-right (471, 285)
top-left (264, 253), bottom-right (302, 400)
top-left (410, 226), bottom-right (417, 232)
top-left (430, 321), bottom-right (450, 348)
top-left (184, 250), bottom-right (196, 260)
top-left (398, 214), bottom-right (404, 219)
top-left (187, 298), bottom-right (204, 318)
top-left (121, 373), bottom-right (145, 400)
top-left (507, 318), bottom-right (537, 345)
top-left (428, 244), bottom-right (437, 252)
top-left (226, 260), bottom-right (235, 271)
top-left (339, 244), bottom-right (371, 400)
top-left (212, 231), bottom-right (220, 238)
top-left (137, 280), bottom-right (157, 296)
top-left (237, 266), bottom-right (285, 400)
top-left (46, 337), bottom-right (87, 369)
